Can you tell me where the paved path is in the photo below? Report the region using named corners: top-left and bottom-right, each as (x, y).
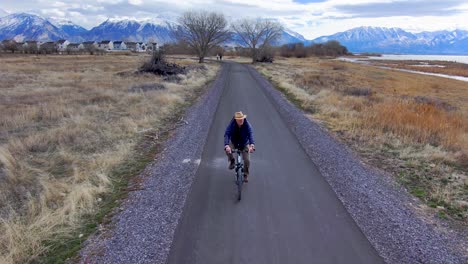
top-left (167, 62), bottom-right (383, 264)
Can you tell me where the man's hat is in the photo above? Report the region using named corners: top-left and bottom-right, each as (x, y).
top-left (234, 111), bottom-right (247, 120)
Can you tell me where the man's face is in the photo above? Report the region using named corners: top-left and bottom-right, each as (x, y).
top-left (235, 118), bottom-right (244, 126)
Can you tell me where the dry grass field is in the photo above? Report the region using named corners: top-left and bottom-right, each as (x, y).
top-left (0, 53), bottom-right (219, 263)
top-left (255, 57), bottom-right (467, 223)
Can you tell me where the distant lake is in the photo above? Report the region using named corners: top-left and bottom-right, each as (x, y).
top-left (367, 54), bottom-right (468, 64)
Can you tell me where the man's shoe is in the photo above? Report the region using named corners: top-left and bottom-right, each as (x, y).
top-left (243, 174), bottom-right (249, 183)
top-left (229, 159), bottom-right (235, 170)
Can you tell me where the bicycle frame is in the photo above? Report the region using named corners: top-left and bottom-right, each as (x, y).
top-left (234, 149), bottom-right (244, 172)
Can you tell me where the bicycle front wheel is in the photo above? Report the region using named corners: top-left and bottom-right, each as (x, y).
top-left (237, 170), bottom-right (243, 201)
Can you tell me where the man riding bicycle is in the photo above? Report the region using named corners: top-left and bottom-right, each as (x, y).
top-left (224, 111), bottom-right (255, 182)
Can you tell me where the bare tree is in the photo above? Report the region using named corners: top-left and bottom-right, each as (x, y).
top-left (2, 40), bottom-right (18, 53)
top-left (84, 45), bottom-right (97, 55)
top-left (175, 11), bottom-right (231, 63)
top-left (280, 42), bottom-right (307, 58)
top-left (25, 42), bottom-right (38, 54)
top-left (39, 42), bottom-right (57, 55)
top-left (232, 18), bottom-right (283, 63)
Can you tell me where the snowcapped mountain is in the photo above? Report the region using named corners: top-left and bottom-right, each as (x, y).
top-left (84, 18), bottom-right (175, 43)
top-left (278, 29), bottom-right (307, 45)
top-left (142, 12), bottom-right (179, 26)
top-left (0, 13), bottom-right (177, 43)
top-left (86, 19), bottom-right (142, 41)
top-left (83, 12), bottom-right (180, 42)
top-left (0, 13), bottom-right (66, 42)
top-left (0, 9), bottom-right (9, 17)
top-left (312, 26), bottom-right (468, 54)
top-left (0, 12), bottom-right (309, 45)
top-left (313, 26), bottom-right (416, 51)
top-left (284, 29), bottom-right (306, 41)
top-left (48, 17), bottom-right (87, 41)
top-left (415, 30), bottom-right (468, 46)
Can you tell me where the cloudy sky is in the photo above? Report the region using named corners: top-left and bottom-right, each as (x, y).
top-left (1, 0), bottom-right (467, 39)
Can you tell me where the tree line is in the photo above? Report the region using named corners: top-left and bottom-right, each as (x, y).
top-left (173, 12), bottom-right (285, 63)
top-left (173, 11), bottom-right (349, 63)
top-left (279, 41), bottom-right (349, 58)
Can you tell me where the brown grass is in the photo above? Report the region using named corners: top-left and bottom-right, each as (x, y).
top-left (362, 100), bottom-right (466, 150)
top-left (256, 57), bottom-right (468, 222)
top-left (0, 53), bottom-right (219, 263)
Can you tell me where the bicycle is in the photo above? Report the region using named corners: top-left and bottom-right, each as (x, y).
top-left (231, 148), bottom-right (245, 201)
top-left (231, 147), bottom-right (254, 201)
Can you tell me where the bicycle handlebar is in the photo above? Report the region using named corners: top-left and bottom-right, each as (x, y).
top-left (231, 149), bottom-right (245, 153)
top-left (231, 147), bottom-right (255, 153)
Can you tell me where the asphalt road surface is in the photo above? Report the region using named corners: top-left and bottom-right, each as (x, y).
top-left (167, 62), bottom-right (384, 264)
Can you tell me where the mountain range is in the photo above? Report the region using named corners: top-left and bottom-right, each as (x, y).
top-left (313, 27), bottom-right (468, 55)
top-left (0, 13), bottom-right (304, 46)
top-left (0, 13), bottom-right (467, 55)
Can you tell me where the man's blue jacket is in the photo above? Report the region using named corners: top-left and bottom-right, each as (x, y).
top-left (224, 118), bottom-right (255, 148)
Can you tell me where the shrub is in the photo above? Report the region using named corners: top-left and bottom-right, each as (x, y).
top-left (344, 87), bottom-right (372, 97)
top-left (255, 45), bottom-right (275, 63)
top-left (280, 43), bottom-right (308, 58)
top-left (309, 40), bottom-right (349, 57)
top-left (412, 96), bottom-right (457, 111)
top-left (139, 49), bottom-right (186, 76)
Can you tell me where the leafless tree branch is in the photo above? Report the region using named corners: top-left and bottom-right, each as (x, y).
top-left (232, 18), bottom-right (283, 63)
top-left (175, 11), bottom-right (231, 63)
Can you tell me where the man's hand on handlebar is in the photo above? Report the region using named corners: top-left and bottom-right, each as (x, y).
top-left (248, 144), bottom-right (255, 153)
top-left (224, 145), bottom-right (232, 154)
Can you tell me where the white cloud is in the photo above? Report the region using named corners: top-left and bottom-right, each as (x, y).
top-left (41, 8), bottom-right (66, 17)
top-left (128, 0), bottom-right (143, 5)
top-left (52, 1), bottom-right (67, 8)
